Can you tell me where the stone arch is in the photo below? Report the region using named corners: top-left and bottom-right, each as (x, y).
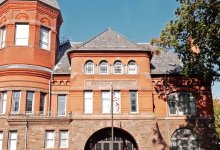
top-left (40, 17), bottom-right (51, 26)
top-left (84, 127), bottom-right (138, 150)
top-left (15, 13), bottom-right (29, 21)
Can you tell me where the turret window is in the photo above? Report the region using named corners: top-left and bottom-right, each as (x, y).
top-left (40, 26), bottom-right (50, 50)
top-left (0, 27), bottom-right (6, 48)
top-left (15, 24), bottom-right (29, 46)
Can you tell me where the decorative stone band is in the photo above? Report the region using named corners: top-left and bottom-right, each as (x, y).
top-left (0, 64), bottom-right (52, 72)
top-left (0, 64), bottom-right (52, 79)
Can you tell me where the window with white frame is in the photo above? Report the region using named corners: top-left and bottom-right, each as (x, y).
top-left (8, 131), bottom-right (17, 150)
top-left (0, 131), bottom-right (3, 150)
top-left (113, 91), bottom-right (120, 113)
top-left (99, 61), bottom-right (108, 74)
top-left (171, 128), bottom-right (200, 150)
top-left (11, 91), bottom-right (20, 113)
top-left (45, 131), bottom-right (54, 148)
top-left (130, 91), bottom-right (138, 113)
top-left (0, 27), bottom-right (6, 48)
top-left (84, 91), bottom-right (93, 113)
top-left (60, 131), bottom-right (68, 148)
top-left (40, 26), bottom-right (50, 50)
top-left (26, 91), bottom-right (34, 113)
top-left (40, 93), bottom-right (46, 114)
top-left (15, 24), bottom-right (29, 46)
top-left (58, 95), bottom-right (66, 116)
top-left (0, 91), bottom-right (7, 114)
top-left (167, 92), bottom-right (197, 116)
top-left (102, 91), bottom-right (111, 113)
top-left (114, 61), bottom-right (123, 74)
top-left (84, 61), bottom-right (94, 74)
top-left (128, 61), bottom-right (137, 74)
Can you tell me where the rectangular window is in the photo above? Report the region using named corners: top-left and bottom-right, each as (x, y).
top-left (15, 24), bottom-right (29, 46)
top-left (84, 91), bottom-right (93, 113)
top-left (0, 132), bottom-right (3, 150)
top-left (113, 91), bottom-right (120, 113)
top-left (102, 91), bottom-right (110, 113)
top-left (130, 91), bottom-right (138, 113)
top-left (0, 27), bottom-right (6, 48)
top-left (12, 91), bottom-right (20, 113)
top-left (40, 27), bottom-right (50, 50)
top-left (26, 91), bottom-right (34, 113)
top-left (45, 131), bottom-right (54, 148)
top-left (60, 131), bottom-right (68, 148)
top-left (40, 93), bottom-right (46, 114)
top-left (0, 92), bottom-right (7, 114)
top-left (58, 95), bottom-right (66, 116)
top-left (8, 131), bottom-right (17, 150)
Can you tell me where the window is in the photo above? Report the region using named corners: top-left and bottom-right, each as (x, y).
top-left (85, 61), bottom-right (94, 74)
top-left (84, 91), bottom-right (93, 113)
top-left (130, 91), bottom-right (138, 113)
top-left (102, 91), bottom-right (121, 114)
top-left (0, 132), bottom-right (3, 150)
top-left (40, 27), bottom-right (50, 50)
top-left (8, 131), bottom-right (17, 150)
top-left (0, 27), bottom-right (6, 48)
top-left (0, 92), bottom-right (7, 114)
top-left (114, 61), bottom-right (123, 74)
top-left (99, 61), bottom-right (108, 74)
top-left (128, 61), bottom-right (137, 74)
top-left (171, 129), bottom-right (200, 150)
top-left (45, 131), bottom-right (54, 148)
top-left (167, 92), bottom-right (197, 116)
top-left (40, 93), bottom-right (46, 114)
top-left (60, 131), bottom-right (68, 148)
top-left (15, 24), bottom-right (29, 46)
top-left (102, 91), bottom-right (111, 113)
top-left (58, 95), bottom-right (66, 116)
top-left (26, 91), bottom-right (34, 113)
top-left (12, 91), bottom-right (20, 113)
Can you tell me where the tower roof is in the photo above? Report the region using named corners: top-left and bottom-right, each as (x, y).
top-left (0, 0), bottom-right (60, 9)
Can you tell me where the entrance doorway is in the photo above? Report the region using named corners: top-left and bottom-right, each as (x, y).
top-left (84, 127), bottom-right (138, 150)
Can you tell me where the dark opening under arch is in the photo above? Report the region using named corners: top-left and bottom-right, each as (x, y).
top-left (84, 127), bottom-right (138, 150)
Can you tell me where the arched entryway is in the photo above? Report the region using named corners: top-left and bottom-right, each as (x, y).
top-left (84, 127), bottom-right (138, 150)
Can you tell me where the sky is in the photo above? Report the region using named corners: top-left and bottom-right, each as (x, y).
top-left (58, 0), bottom-right (219, 99)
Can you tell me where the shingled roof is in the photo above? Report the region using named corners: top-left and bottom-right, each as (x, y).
top-left (73, 28), bottom-right (150, 51)
top-left (0, 0), bottom-right (60, 9)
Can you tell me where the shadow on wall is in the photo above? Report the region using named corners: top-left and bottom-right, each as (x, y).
top-left (150, 63), bottom-right (217, 150)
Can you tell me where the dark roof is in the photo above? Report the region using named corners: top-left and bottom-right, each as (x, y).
top-left (0, 0), bottom-right (60, 9)
top-left (71, 28), bottom-right (150, 51)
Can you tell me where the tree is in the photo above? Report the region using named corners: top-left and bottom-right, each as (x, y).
top-left (152, 0), bottom-right (220, 82)
top-left (213, 98), bottom-right (220, 139)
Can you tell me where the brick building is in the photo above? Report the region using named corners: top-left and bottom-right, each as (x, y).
top-left (0, 0), bottom-right (216, 150)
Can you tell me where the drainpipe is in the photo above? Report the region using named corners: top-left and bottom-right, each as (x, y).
top-left (48, 71), bottom-right (53, 116)
top-left (24, 116), bottom-right (28, 150)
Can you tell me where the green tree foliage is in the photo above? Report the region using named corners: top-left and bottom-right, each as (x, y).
top-left (152, 0), bottom-right (220, 82)
top-left (213, 99), bottom-right (220, 138)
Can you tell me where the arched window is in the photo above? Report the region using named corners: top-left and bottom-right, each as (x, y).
top-left (171, 128), bottom-right (200, 150)
top-left (128, 61), bottom-right (137, 74)
top-left (84, 61), bottom-right (94, 74)
top-left (167, 92), bottom-right (196, 116)
top-left (99, 61), bottom-right (108, 74)
top-left (114, 61), bottom-right (123, 74)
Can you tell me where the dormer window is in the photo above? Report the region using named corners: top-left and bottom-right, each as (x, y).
top-left (40, 26), bottom-right (50, 50)
top-left (85, 61), bottom-right (94, 74)
top-left (0, 27), bottom-right (6, 48)
top-left (15, 24), bottom-right (29, 46)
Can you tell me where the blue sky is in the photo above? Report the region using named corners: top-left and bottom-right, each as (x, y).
top-left (58, 0), bottom-right (219, 99)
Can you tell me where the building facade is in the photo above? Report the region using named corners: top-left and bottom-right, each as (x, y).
top-left (0, 0), bottom-right (216, 150)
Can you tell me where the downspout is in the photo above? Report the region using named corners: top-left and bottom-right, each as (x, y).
top-left (48, 72), bottom-right (53, 116)
top-left (24, 116), bottom-right (28, 150)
